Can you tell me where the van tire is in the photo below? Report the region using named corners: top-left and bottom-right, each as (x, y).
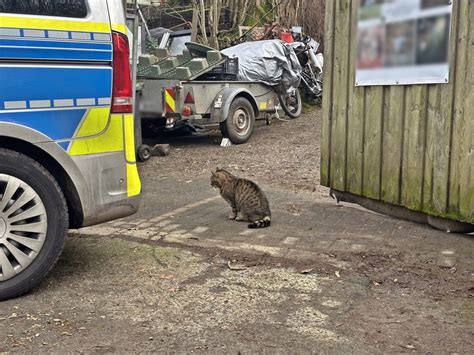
top-left (0, 149), bottom-right (68, 300)
top-left (220, 97), bottom-right (255, 144)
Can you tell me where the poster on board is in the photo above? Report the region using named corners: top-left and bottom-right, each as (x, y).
top-left (356, 0), bottom-right (452, 86)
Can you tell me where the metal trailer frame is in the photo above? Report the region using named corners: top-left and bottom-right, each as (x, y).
top-left (138, 78), bottom-right (280, 139)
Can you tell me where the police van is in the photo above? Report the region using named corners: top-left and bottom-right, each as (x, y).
top-left (0, 0), bottom-right (141, 299)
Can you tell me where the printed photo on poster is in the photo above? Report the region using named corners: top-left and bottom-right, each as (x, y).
top-left (416, 15), bottom-right (450, 64)
top-left (357, 26), bottom-right (384, 69)
top-left (384, 21), bottom-right (416, 67)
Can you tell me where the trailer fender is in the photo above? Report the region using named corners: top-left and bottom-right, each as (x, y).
top-left (210, 88), bottom-right (259, 123)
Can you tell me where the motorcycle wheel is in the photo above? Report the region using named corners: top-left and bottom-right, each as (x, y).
top-left (278, 89), bottom-right (302, 119)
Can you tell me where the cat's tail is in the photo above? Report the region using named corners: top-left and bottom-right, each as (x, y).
top-left (248, 216), bottom-right (271, 229)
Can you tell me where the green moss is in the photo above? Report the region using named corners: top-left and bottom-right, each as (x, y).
top-left (421, 204), bottom-right (473, 224)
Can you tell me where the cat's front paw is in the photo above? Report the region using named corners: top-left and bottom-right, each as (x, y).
top-left (235, 212), bottom-right (247, 221)
top-left (228, 213), bottom-right (237, 220)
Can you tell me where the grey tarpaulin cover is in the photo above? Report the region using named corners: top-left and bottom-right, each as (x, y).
top-left (222, 40), bottom-right (302, 94)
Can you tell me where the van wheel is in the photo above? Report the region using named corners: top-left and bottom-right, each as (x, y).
top-left (220, 97), bottom-right (255, 144)
top-left (0, 149), bottom-right (68, 300)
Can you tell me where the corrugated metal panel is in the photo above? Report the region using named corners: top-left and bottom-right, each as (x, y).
top-left (321, 0), bottom-right (473, 224)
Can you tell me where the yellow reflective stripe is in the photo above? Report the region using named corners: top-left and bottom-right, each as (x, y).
top-left (123, 114), bottom-right (136, 163)
top-left (0, 15), bottom-right (110, 33)
top-left (69, 114), bottom-right (123, 156)
top-left (126, 163), bottom-right (141, 197)
top-left (111, 23), bottom-right (127, 35)
top-left (165, 91), bottom-right (176, 112)
top-left (123, 114), bottom-right (141, 196)
top-left (74, 108), bottom-right (110, 138)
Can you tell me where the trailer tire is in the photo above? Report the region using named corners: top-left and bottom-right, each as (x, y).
top-left (137, 145), bottom-right (151, 162)
top-left (0, 149), bottom-right (68, 300)
top-left (220, 97), bottom-right (255, 145)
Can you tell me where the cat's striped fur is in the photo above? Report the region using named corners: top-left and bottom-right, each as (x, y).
top-left (211, 169), bottom-right (271, 228)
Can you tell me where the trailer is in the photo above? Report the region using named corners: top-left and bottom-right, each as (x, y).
top-left (139, 79), bottom-right (279, 143)
top-left (136, 42), bottom-right (300, 148)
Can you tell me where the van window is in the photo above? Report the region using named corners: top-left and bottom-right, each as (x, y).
top-left (0, 0), bottom-right (88, 18)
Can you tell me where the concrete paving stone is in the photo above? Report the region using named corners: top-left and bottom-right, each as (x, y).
top-left (162, 224), bottom-right (181, 232)
top-left (192, 226), bottom-right (209, 234)
top-left (137, 222), bottom-right (153, 229)
top-left (282, 237), bottom-right (300, 245)
top-left (155, 220), bottom-right (172, 227)
top-left (121, 229), bottom-right (156, 239)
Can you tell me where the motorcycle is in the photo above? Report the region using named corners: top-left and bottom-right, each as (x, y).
top-left (290, 35), bottom-right (324, 104)
top-left (277, 35), bottom-right (323, 118)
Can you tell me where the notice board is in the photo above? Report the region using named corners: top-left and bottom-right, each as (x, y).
top-left (356, 0), bottom-right (452, 86)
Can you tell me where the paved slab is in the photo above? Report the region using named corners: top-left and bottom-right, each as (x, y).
top-left (74, 175), bottom-right (474, 275)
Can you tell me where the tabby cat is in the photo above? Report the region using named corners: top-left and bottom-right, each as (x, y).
top-left (211, 169), bottom-right (271, 228)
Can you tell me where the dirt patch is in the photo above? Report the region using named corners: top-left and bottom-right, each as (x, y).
top-left (2, 237), bottom-right (471, 353)
top-left (0, 238), bottom-right (364, 353)
top-left (142, 108), bottom-right (329, 198)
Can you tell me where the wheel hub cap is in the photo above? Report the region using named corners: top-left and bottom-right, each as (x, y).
top-left (0, 174), bottom-right (48, 281)
top-left (233, 108), bottom-right (250, 135)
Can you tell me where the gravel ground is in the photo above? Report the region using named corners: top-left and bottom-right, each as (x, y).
top-left (143, 108), bottom-right (329, 198)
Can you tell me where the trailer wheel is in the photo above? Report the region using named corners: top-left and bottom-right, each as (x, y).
top-left (0, 149), bottom-right (68, 300)
top-left (137, 145), bottom-right (151, 162)
top-left (220, 97), bottom-right (255, 144)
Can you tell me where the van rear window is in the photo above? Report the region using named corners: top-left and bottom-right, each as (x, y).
top-left (0, 0), bottom-right (88, 18)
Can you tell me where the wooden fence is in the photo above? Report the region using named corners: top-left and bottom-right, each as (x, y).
top-left (321, 0), bottom-right (473, 224)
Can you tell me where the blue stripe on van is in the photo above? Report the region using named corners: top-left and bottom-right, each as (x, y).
top-left (0, 47), bottom-right (112, 61)
top-left (0, 109), bottom-right (86, 141)
top-left (0, 38), bottom-right (112, 50)
top-left (58, 141), bottom-right (70, 151)
top-left (0, 66), bottom-right (112, 103)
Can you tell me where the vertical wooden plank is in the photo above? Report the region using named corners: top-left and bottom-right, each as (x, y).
top-left (320, 0), bottom-right (336, 186)
top-left (346, 0), bottom-right (366, 195)
top-left (329, 0), bottom-right (352, 191)
top-left (422, 85), bottom-right (438, 211)
top-left (362, 86), bottom-right (384, 199)
top-left (381, 86), bottom-right (405, 204)
top-left (458, 1), bottom-right (474, 223)
top-left (448, 0), bottom-right (469, 215)
top-left (401, 85), bottom-right (428, 210)
top-left (401, 86), bottom-right (411, 206)
top-left (427, 1), bottom-right (459, 215)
